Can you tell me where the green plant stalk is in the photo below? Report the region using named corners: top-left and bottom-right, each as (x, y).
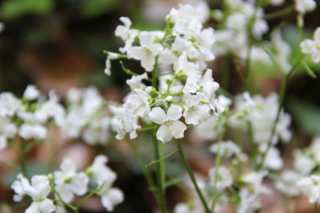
top-left (125, 137), bottom-right (158, 202)
top-left (146, 149), bottom-right (179, 167)
top-left (257, 59), bottom-right (302, 170)
top-left (19, 138), bottom-right (27, 178)
top-left (176, 139), bottom-right (211, 213)
top-left (211, 131), bottom-right (224, 212)
top-left (49, 177), bottom-right (77, 212)
top-left (220, 55), bottom-right (230, 90)
top-left (264, 5), bottom-right (294, 20)
top-left (153, 129), bottom-right (167, 213)
top-left (313, 201), bottom-right (318, 213)
top-left (75, 183), bottom-right (105, 210)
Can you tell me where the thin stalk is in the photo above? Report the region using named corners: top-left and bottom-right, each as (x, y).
top-left (0, 159), bottom-right (20, 170)
top-left (153, 129), bottom-right (167, 213)
top-left (176, 139), bottom-right (211, 213)
top-left (220, 56), bottom-right (230, 90)
top-left (312, 201), bottom-right (318, 213)
top-left (211, 131), bottom-right (224, 212)
top-left (19, 138), bottom-right (27, 178)
top-left (76, 183), bottom-right (105, 210)
top-left (264, 5), bottom-right (294, 20)
top-left (146, 149), bottom-right (179, 167)
top-left (124, 138), bottom-right (158, 202)
top-left (257, 59), bottom-right (301, 170)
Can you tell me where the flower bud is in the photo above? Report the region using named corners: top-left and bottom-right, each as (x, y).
top-left (165, 96), bottom-right (173, 102)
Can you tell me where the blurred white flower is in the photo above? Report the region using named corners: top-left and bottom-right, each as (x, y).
top-left (301, 27), bottom-right (320, 63)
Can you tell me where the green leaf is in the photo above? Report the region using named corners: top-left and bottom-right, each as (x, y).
top-left (288, 97), bottom-right (320, 136)
top-left (79, 0), bottom-right (119, 18)
top-left (1, 0), bottom-right (54, 20)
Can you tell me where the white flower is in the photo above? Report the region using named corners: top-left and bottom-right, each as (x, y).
top-left (209, 166), bottom-right (233, 192)
top-left (270, 0), bottom-right (285, 6)
top-left (112, 106), bottom-right (141, 140)
top-left (301, 27), bottom-right (320, 63)
top-left (263, 147), bottom-right (283, 170)
top-left (89, 155), bottom-right (117, 186)
top-left (115, 17), bottom-right (139, 53)
top-left (54, 158), bottom-right (89, 203)
top-left (0, 117), bottom-right (18, 150)
top-left (311, 136), bottom-right (320, 163)
top-left (174, 52), bottom-right (199, 76)
top-left (297, 175), bottom-right (320, 203)
top-left (126, 73), bottom-right (148, 90)
top-left (183, 93), bottom-right (210, 125)
top-left (209, 140), bottom-right (247, 161)
top-left (19, 123), bottom-right (47, 140)
top-left (11, 174), bottom-right (55, 213)
top-left (149, 105), bottom-right (187, 143)
top-left (127, 31), bottom-right (163, 71)
top-left (295, 0), bottom-right (316, 14)
top-left (23, 85), bottom-right (40, 101)
top-left (194, 115), bottom-right (223, 140)
top-left (294, 151), bottom-right (316, 175)
top-left (104, 52), bottom-right (120, 76)
top-left (126, 89), bottom-right (151, 117)
top-left (275, 170), bottom-right (301, 197)
top-left (226, 12), bottom-right (247, 32)
top-left (98, 187), bottom-right (124, 211)
top-left (0, 92), bottom-right (22, 117)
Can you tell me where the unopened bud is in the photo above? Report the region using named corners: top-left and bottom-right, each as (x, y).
top-left (165, 96), bottom-right (173, 102)
top-left (165, 78), bottom-right (172, 86)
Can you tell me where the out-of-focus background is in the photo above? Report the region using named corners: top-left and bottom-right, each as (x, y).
top-left (1, 0), bottom-right (320, 212)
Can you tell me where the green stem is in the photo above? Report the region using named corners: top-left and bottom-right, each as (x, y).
top-left (146, 149), bottom-right (179, 167)
top-left (120, 61), bottom-right (139, 76)
top-left (257, 59), bottom-right (301, 170)
top-left (76, 183), bottom-right (105, 210)
top-left (176, 139), bottom-right (211, 213)
top-left (49, 176), bottom-right (77, 212)
top-left (124, 137), bottom-right (158, 202)
top-left (211, 131), bottom-right (224, 212)
top-left (19, 138), bottom-right (27, 178)
top-left (153, 129), bottom-right (167, 213)
top-left (312, 200), bottom-right (318, 213)
top-left (264, 5), bottom-right (294, 20)
top-left (220, 56), bottom-right (230, 90)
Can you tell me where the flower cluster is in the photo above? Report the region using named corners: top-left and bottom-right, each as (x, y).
top-left (11, 155), bottom-right (123, 212)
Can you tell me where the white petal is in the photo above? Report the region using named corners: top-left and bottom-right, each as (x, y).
top-left (119, 17), bottom-right (131, 28)
top-left (101, 195), bottom-right (114, 211)
top-left (139, 31), bottom-right (153, 48)
top-left (141, 53), bottom-right (155, 72)
top-left (149, 107), bottom-right (166, 124)
top-left (314, 27), bottom-right (320, 45)
top-left (301, 40), bottom-right (316, 54)
top-left (167, 105), bottom-right (183, 121)
top-left (170, 121), bottom-right (187, 139)
top-left (149, 43), bottom-right (163, 55)
top-left (60, 159), bottom-right (76, 176)
top-left (157, 124), bottom-right (173, 143)
top-left (38, 199), bottom-right (56, 213)
top-left (69, 172), bottom-right (89, 196)
top-left (107, 188), bottom-right (124, 207)
top-left (26, 202), bottom-right (40, 213)
top-left (127, 47), bottom-right (145, 60)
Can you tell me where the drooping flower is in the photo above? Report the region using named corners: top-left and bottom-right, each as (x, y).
top-left (149, 105), bottom-right (187, 143)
